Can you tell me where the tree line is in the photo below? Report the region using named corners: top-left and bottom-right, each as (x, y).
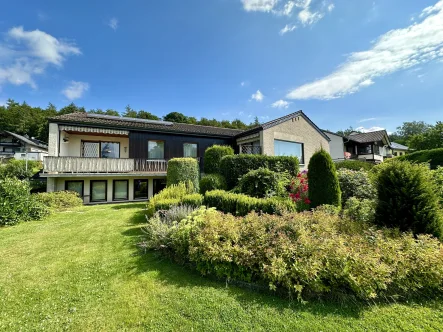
top-left (0, 99), bottom-right (260, 143)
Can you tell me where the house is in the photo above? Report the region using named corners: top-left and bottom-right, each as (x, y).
top-left (390, 142), bottom-right (409, 156)
top-left (344, 130), bottom-right (392, 163)
top-left (322, 130), bottom-right (346, 161)
top-left (0, 131), bottom-right (48, 161)
top-left (42, 111), bottom-right (329, 204)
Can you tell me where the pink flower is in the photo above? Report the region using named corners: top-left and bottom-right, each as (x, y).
top-left (304, 198), bottom-right (311, 204)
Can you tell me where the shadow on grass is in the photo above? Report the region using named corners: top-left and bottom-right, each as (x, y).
top-left (112, 203), bottom-right (147, 225)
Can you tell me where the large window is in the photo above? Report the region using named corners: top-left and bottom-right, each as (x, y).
top-left (153, 178), bottom-right (166, 196)
top-left (274, 140), bottom-right (304, 164)
top-left (134, 179), bottom-right (149, 200)
top-left (101, 142), bottom-right (120, 158)
top-left (357, 144), bottom-right (372, 154)
top-left (148, 140), bottom-right (165, 159)
top-left (113, 180), bottom-right (128, 201)
top-left (65, 180), bottom-right (84, 197)
top-left (82, 141), bottom-right (120, 158)
top-left (90, 180), bottom-right (107, 202)
top-left (183, 143), bottom-right (198, 158)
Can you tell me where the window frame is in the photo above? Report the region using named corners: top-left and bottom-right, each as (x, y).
top-left (133, 179), bottom-right (149, 200)
top-left (81, 140), bottom-right (120, 158)
top-left (65, 180), bottom-right (84, 198)
top-left (90, 180), bottom-right (108, 202)
top-left (153, 178), bottom-right (167, 196)
top-left (147, 140), bottom-right (165, 160)
top-left (112, 180), bottom-right (129, 201)
top-left (183, 142), bottom-right (198, 158)
top-left (273, 139), bottom-right (305, 164)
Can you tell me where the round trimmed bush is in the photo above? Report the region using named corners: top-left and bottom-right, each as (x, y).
top-left (204, 145), bottom-right (234, 174)
top-left (308, 149), bottom-right (341, 208)
top-left (337, 169), bottom-right (376, 205)
top-left (200, 174), bottom-right (227, 194)
top-left (167, 158), bottom-right (199, 192)
top-left (237, 168), bottom-right (289, 198)
top-left (375, 160), bottom-right (443, 239)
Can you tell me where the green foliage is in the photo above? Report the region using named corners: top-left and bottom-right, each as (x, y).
top-left (204, 190), bottom-right (295, 216)
top-left (308, 149), bottom-right (341, 208)
top-left (220, 154), bottom-right (299, 189)
top-left (337, 169), bottom-right (376, 205)
top-left (203, 145), bottom-right (234, 174)
top-left (199, 174), bottom-right (227, 195)
top-left (335, 160), bottom-right (374, 171)
top-left (432, 167), bottom-right (443, 206)
top-left (375, 161), bottom-right (443, 239)
top-left (407, 122), bottom-right (443, 151)
top-left (397, 148), bottom-right (443, 169)
top-left (237, 168), bottom-right (289, 198)
top-left (343, 198), bottom-right (376, 224)
top-left (34, 191), bottom-right (83, 210)
top-left (167, 158), bottom-right (199, 192)
top-left (182, 193), bottom-right (204, 207)
top-left (0, 159), bottom-right (41, 180)
top-left (0, 177), bottom-right (49, 226)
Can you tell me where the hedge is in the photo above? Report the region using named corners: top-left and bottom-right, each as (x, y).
top-left (237, 168), bottom-right (289, 198)
top-left (34, 191), bottom-right (83, 210)
top-left (334, 160), bottom-right (374, 171)
top-left (166, 158), bottom-right (199, 192)
top-left (199, 174), bottom-right (227, 195)
top-left (220, 154), bottom-right (299, 189)
top-left (397, 148), bottom-right (443, 169)
top-left (204, 190), bottom-right (295, 216)
top-left (204, 145), bottom-right (234, 174)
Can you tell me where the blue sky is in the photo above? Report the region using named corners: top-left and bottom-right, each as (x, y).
top-left (1, 0), bottom-right (443, 133)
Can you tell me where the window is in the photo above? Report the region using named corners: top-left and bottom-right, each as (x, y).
top-left (183, 143), bottom-right (198, 158)
top-left (274, 140), bottom-right (304, 164)
top-left (357, 144), bottom-right (372, 154)
top-left (82, 141), bottom-right (120, 158)
top-left (90, 180), bottom-right (107, 202)
top-left (134, 179), bottom-right (149, 199)
top-left (65, 180), bottom-right (84, 197)
top-left (153, 178), bottom-right (166, 195)
top-left (113, 180), bottom-right (128, 201)
top-left (101, 142), bottom-right (120, 158)
top-left (148, 140), bottom-right (165, 159)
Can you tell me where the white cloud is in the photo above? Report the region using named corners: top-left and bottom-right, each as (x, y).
top-left (251, 90), bottom-right (264, 102)
top-left (296, 0), bottom-right (324, 26)
top-left (271, 99), bottom-right (291, 108)
top-left (241, 0), bottom-right (279, 12)
top-left (108, 18), bottom-right (118, 31)
top-left (0, 26), bottom-right (80, 89)
top-left (62, 81), bottom-right (89, 100)
top-left (355, 126), bottom-right (385, 133)
top-left (358, 117), bottom-right (377, 123)
top-left (327, 3), bottom-right (335, 12)
top-left (279, 24), bottom-right (297, 35)
top-left (282, 1), bottom-right (296, 16)
top-left (287, 1), bottom-right (443, 100)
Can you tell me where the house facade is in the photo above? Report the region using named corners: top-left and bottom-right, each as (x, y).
top-left (344, 130), bottom-right (392, 163)
top-left (0, 131), bottom-right (48, 161)
top-left (390, 142), bottom-right (409, 156)
top-left (43, 111), bottom-right (329, 204)
top-left (323, 130), bottom-right (346, 161)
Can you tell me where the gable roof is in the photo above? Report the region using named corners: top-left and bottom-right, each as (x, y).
top-left (49, 112), bottom-right (244, 138)
top-left (322, 129), bottom-right (346, 139)
top-left (390, 142), bottom-right (409, 150)
top-left (346, 130), bottom-right (390, 145)
top-left (236, 111), bottom-right (330, 141)
top-left (1, 131), bottom-right (48, 150)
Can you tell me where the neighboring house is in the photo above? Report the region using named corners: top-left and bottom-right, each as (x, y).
top-left (0, 131), bottom-right (48, 161)
top-left (390, 142), bottom-right (409, 156)
top-left (42, 111), bottom-right (329, 204)
top-left (322, 130), bottom-right (345, 161)
top-left (344, 130), bottom-right (392, 163)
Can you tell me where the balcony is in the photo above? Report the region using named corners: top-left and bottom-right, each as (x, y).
top-left (42, 157), bottom-right (168, 175)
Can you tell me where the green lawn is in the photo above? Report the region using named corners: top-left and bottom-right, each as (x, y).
top-left (1, 203), bottom-right (442, 331)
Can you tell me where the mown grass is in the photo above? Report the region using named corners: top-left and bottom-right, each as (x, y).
top-left (0, 203), bottom-right (442, 331)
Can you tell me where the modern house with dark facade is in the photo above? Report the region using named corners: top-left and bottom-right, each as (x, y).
top-left (43, 111), bottom-right (329, 204)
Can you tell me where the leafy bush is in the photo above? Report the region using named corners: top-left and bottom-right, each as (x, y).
top-left (288, 171), bottom-right (310, 211)
top-left (182, 193), bottom-right (204, 207)
top-left (0, 177), bottom-right (49, 226)
top-left (34, 191), bottom-right (83, 210)
top-left (432, 166), bottom-right (443, 206)
top-left (375, 160), bottom-right (443, 239)
top-left (203, 145), bottom-right (234, 174)
top-left (342, 197), bottom-right (376, 224)
top-left (0, 159), bottom-right (42, 180)
top-left (308, 149), bottom-right (341, 208)
top-left (220, 154), bottom-right (299, 189)
top-left (397, 148), bottom-right (443, 169)
top-left (334, 160), bottom-right (374, 171)
top-left (153, 207), bottom-right (443, 301)
top-left (167, 158), bottom-right (199, 192)
top-left (237, 168), bottom-right (289, 198)
top-left (204, 190), bottom-right (295, 216)
top-left (199, 174), bottom-right (227, 195)
top-left (337, 169), bottom-right (376, 205)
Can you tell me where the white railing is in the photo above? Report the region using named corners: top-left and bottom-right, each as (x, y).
top-left (43, 157), bottom-right (168, 174)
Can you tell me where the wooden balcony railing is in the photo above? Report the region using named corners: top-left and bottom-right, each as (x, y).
top-left (43, 157), bottom-right (168, 174)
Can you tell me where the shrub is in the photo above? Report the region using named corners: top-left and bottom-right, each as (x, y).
top-left (334, 160), bottom-right (374, 171)
top-left (0, 159), bottom-right (42, 180)
top-left (34, 191), bottom-right (83, 210)
top-left (288, 171), bottom-right (310, 211)
top-left (237, 168), bottom-right (289, 198)
top-left (182, 193), bottom-right (204, 207)
top-left (204, 145), bottom-right (234, 174)
top-left (199, 174), bottom-right (227, 195)
top-left (308, 149), bottom-right (341, 208)
top-left (204, 190), bottom-right (295, 216)
top-left (220, 154), bottom-right (299, 189)
top-left (342, 197), bottom-right (376, 224)
top-left (337, 169), bottom-right (376, 205)
top-left (167, 158), bottom-right (199, 192)
top-left (432, 166), bottom-right (443, 206)
top-left (375, 160), bottom-right (443, 239)
top-left (0, 177), bottom-right (49, 226)
top-left (397, 148), bottom-right (443, 169)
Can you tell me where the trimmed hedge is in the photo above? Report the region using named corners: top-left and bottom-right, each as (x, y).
top-left (167, 158), bottom-right (199, 192)
top-left (182, 193), bottom-right (204, 207)
top-left (335, 160), bottom-right (374, 171)
top-left (397, 148), bottom-right (443, 169)
top-left (237, 168), bottom-right (289, 198)
top-left (204, 145), bottom-right (234, 174)
top-left (199, 174), bottom-right (227, 195)
top-left (220, 154), bottom-right (299, 189)
top-left (308, 149), bottom-right (341, 208)
top-left (204, 190), bottom-right (295, 216)
top-left (35, 191), bottom-right (83, 210)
